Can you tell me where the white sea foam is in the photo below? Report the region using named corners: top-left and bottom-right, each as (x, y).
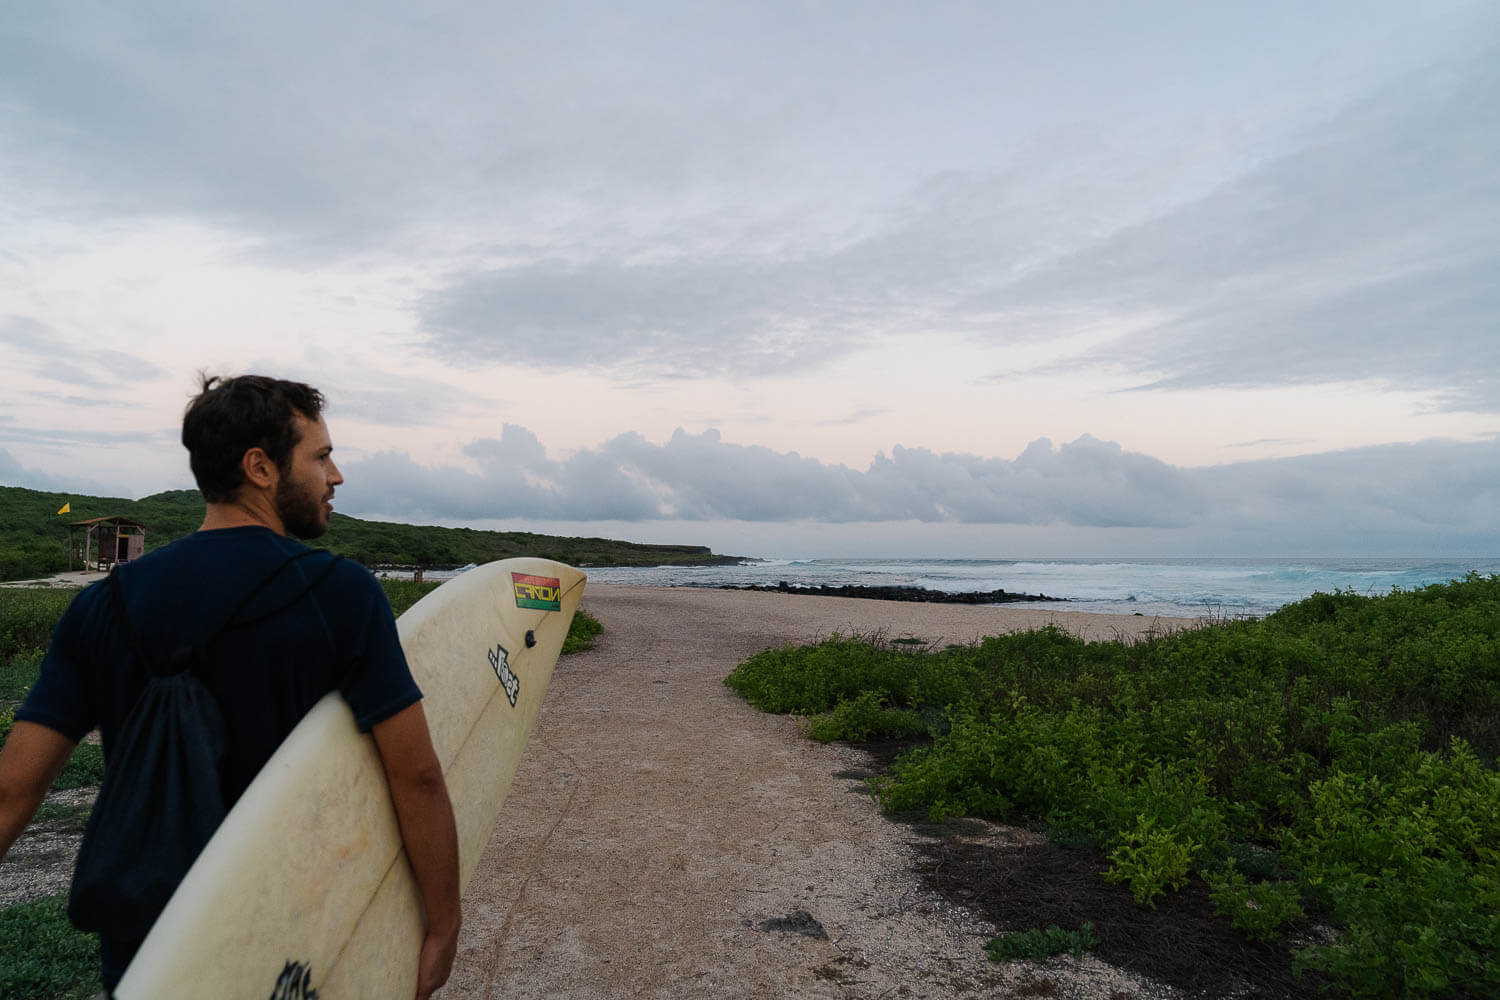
top-left (583, 557), bottom-right (1500, 618)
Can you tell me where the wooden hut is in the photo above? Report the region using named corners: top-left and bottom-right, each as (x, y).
top-left (68, 516), bottom-right (146, 571)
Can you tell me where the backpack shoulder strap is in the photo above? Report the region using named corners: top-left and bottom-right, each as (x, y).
top-left (113, 549), bottom-right (339, 678)
top-left (107, 566), bottom-right (147, 667)
top-left (222, 551), bottom-right (345, 633)
top-left (209, 548), bottom-right (323, 634)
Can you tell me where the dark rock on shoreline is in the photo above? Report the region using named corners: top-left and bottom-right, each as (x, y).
top-left (726, 582), bottom-right (1064, 604)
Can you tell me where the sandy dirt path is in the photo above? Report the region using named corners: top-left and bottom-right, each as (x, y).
top-left (437, 585), bottom-right (1195, 1000)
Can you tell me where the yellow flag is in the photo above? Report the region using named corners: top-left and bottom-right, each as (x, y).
top-left (57, 502), bottom-right (71, 515)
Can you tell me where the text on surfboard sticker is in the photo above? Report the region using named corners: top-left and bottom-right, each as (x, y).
top-left (270, 960), bottom-right (319, 999)
top-left (512, 572), bottom-right (562, 611)
top-left (489, 643), bottom-right (520, 706)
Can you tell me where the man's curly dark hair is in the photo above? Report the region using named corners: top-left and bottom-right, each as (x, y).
top-left (181, 374), bottom-right (325, 503)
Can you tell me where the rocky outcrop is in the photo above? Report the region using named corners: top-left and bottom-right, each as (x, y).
top-left (727, 582), bottom-right (1063, 604)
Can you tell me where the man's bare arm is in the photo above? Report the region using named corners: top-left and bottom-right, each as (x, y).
top-left (370, 701), bottom-right (461, 1000)
top-left (0, 721), bottom-right (77, 862)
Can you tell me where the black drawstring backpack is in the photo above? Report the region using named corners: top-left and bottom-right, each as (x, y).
top-left (68, 549), bottom-right (342, 939)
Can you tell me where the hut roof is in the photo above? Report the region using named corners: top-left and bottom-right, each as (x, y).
top-left (68, 515), bottom-right (147, 528)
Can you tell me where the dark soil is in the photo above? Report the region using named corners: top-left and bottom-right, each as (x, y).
top-left (914, 838), bottom-right (1324, 999)
top-left (852, 742), bottom-right (1328, 1000)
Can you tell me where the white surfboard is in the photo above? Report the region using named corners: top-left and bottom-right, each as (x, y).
top-left (114, 557), bottom-right (586, 999)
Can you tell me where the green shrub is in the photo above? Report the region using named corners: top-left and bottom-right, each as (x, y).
top-left (378, 578), bottom-right (442, 617)
top-left (53, 743), bottom-right (105, 789)
top-left (0, 588), bottom-right (78, 662)
top-left (1103, 814), bottom-right (1199, 907)
top-left (0, 896), bottom-right (101, 1000)
top-left (805, 690), bottom-right (927, 743)
top-left (1283, 739), bottom-right (1500, 997)
top-left (0, 653), bottom-right (42, 702)
top-left (1206, 863), bottom-right (1304, 941)
top-left (31, 799), bottom-right (92, 828)
top-left (725, 574), bottom-right (1500, 997)
top-left (985, 922), bottom-right (1100, 962)
top-left (562, 608), bottom-right (603, 654)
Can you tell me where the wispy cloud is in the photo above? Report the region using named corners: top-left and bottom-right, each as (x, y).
top-left (0, 447), bottom-right (114, 494)
top-left (987, 46), bottom-right (1500, 411)
top-left (2, 315), bottom-right (167, 388)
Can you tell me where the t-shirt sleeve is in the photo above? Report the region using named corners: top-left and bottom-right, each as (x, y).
top-left (15, 583), bottom-right (106, 742)
top-left (336, 566), bottom-right (422, 731)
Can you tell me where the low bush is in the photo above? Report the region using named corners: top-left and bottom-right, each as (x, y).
top-left (0, 896), bottom-right (101, 1000)
top-left (562, 608), bottom-right (603, 654)
top-left (725, 574), bottom-right (1500, 998)
top-left (805, 690), bottom-right (928, 743)
top-left (985, 922), bottom-right (1100, 962)
top-left (0, 588), bottom-right (78, 663)
top-left (378, 578), bottom-right (440, 617)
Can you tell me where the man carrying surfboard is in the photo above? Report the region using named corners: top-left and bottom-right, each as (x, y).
top-left (0, 374), bottom-right (462, 999)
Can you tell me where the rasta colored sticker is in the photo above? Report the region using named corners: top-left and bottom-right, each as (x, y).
top-left (489, 643), bottom-right (520, 706)
top-left (512, 572), bottom-right (562, 611)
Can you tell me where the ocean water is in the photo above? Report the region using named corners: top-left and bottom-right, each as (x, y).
top-left (580, 557), bottom-right (1500, 619)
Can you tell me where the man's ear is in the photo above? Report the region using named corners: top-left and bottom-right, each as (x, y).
top-left (240, 446), bottom-right (279, 490)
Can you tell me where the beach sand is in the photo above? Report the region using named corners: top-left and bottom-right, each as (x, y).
top-left (437, 584), bottom-right (1198, 1000)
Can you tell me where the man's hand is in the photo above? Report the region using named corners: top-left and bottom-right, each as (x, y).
top-left (370, 702), bottom-right (462, 999)
top-left (0, 720), bottom-right (77, 862)
top-left (416, 919), bottom-right (461, 1000)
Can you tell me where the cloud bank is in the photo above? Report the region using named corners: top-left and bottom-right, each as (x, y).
top-left (339, 430), bottom-right (1500, 553)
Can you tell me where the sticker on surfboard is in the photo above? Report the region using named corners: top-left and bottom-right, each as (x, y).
top-left (512, 572), bottom-right (562, 611)
top-left (488, 643), bottom-right (520, 707)
top-left (269, 960), bottom-right (319, 999)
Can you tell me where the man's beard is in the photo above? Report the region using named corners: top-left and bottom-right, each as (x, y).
top-left (275, 475), bottom-right (328, 540)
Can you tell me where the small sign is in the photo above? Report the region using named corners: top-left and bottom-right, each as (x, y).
top-left (512, 572), bottom-right (562, 611)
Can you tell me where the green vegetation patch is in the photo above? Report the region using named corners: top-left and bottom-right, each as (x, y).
top-left (0, 654), bottom-right (44, 703)
top-left (30, 799), bottom-right (93, 829)
top-left (0, 896), bottom-right (101, 1000)
top-left (378, 578), bottom-right (442, 618)
top-left (1, 588), bottom-right (78, 665)
top-left (985, 923), bottom-right (1100, 962)
top-left (725, 574), bottom-right (1500, 998)
top-left (52, 742), bottom-right (105, 790)
top-left (805, 690), bottom-right (928, 743)
top-left (561, 608), bottom-right (603, 655)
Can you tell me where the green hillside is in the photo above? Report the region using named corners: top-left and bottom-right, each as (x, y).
top-left (0, 484), bottom-right (744, 581)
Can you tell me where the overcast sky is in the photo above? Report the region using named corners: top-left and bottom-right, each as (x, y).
top-left (2, 2), bottom-right (1496, 557)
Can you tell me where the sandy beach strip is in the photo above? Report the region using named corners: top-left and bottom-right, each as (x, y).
top-left (437, 584), bottom-right (1197, 1000)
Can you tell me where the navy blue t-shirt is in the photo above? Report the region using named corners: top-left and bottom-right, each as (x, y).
top-left (18, 526), bottom-right (421, 808)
